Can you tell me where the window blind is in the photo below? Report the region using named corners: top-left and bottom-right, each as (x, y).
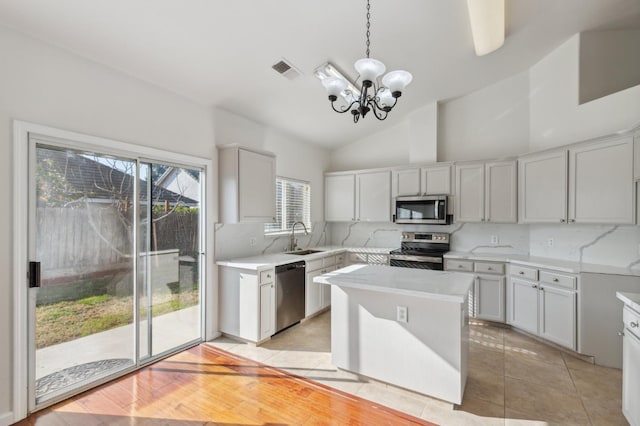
top-left (264, 177), bottom-right (311, 233)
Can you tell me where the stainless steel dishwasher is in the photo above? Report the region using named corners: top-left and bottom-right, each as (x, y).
top-left (275, 261), bottom-right (306, 333)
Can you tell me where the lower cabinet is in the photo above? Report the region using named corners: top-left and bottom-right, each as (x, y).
top-left (508, 265), bottom-right (578, 350)
top-left (622, 305), bottom-right (640, 426)
top-left (219, 265), bottom-right (276, 343)
top-left (475, 275), bottom-right (506, 322)
top-left (305, 254), bottom-right (340, 317)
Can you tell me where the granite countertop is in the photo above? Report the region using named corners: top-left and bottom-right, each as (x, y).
top-left (617, 292), bottom-right (640, 313)
top-left (216, 246), bottom-right (394, 271)
top-left (313, 264), bottom-right (473, 303)
top-left (444, 251), bottom-right (640, 277)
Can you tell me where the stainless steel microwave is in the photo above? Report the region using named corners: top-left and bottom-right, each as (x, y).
top-left (394, 195), bottom-right (448, 225)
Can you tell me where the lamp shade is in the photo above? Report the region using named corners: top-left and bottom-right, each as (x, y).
top-left (467, 0), bottom-right (505, 56)
top-left (354, 58), bottom-right (386, 83)
top-left (322, 77), bottom-right (348, 97)
top-left (382, 70), bottom-right (413, 94)
top-left (377, 89), bottom-right (395, 108)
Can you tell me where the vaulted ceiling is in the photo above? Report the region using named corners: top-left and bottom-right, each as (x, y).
top-left (0, 0), bottom-right (638, 147)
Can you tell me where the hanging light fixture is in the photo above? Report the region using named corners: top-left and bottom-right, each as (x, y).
top-left (315, 0), bottom-right (412, 123)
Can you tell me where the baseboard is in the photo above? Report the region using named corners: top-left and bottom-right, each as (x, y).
top-left (0, 411), bottom-right (15, 426)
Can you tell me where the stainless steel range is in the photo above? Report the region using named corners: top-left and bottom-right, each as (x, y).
top-left (389, 232), bottom-right (450, 270)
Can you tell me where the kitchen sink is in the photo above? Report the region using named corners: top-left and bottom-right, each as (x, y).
top-left (285, 249), bottom-right (324, 255)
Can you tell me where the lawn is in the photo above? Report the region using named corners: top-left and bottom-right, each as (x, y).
top-left (36, 290), bottom-right (199, 349)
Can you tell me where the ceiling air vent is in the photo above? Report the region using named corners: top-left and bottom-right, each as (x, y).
top-left (272, 58), bottom-right (301, 80)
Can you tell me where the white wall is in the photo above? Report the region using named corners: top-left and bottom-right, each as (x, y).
top-left (438, 71), bottom-right (531, 161)
top-left (0, 25), bottom-right (216, 421)
top-left (529, 34), bottom-right (640, 151)
top-left (213, 109), bottom-right (331, 260)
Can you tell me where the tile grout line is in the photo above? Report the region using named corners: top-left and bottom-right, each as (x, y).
top-left (562, 352), bottom-right (594, 426)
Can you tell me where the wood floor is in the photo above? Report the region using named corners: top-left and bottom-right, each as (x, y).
top-left (17, 344), bottom-right (435, 425)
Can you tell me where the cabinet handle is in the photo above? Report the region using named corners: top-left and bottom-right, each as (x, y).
top-left (532, 284), bottom-right (538, 288)
top-left (539, 286), bottom-right (544, 291)
top-left (519, 271), bottom-right (524, 275)
top-left (458, 265), bottom-right (464, 268)
top-left (487, 218), bottom-right (490, 222)
top-left (553, 278), bottom-right (559, 282)
top-left (487, 267), bottom-right (492, 270)
top-left (570, 219), bottom-right (575, 223)
top-left (632, 322), bottom-right (639, 328)
top-left (267, 274), bottom-right (271, 278)
top-left (618, 331), bottom-right (625, 337)
top-left (271, 284), bottom-right (274, 288)
top-left (560, 219), bottom-right (566, 223)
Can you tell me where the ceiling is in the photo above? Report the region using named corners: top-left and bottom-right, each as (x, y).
top-left (0, 0), bottom-right (639, 148)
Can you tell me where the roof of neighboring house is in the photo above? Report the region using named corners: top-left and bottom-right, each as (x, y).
top-left (37, 147), bottom-right (198, 206)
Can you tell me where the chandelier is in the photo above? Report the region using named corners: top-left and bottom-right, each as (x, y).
top-left (316, 0), bottom-right (412, 123)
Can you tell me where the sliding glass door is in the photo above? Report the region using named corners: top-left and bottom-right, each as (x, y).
top-left (29, 138), bottom-right (204, 408)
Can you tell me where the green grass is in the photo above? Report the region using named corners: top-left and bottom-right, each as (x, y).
top-left (36, 289), bottom-right (199, 349)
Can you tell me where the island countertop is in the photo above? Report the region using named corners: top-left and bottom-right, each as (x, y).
top-left (314, 264), bottom-right (473, 303)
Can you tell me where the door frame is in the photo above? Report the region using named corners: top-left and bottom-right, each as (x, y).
top-left (12, 120), bottom-right (216, 421)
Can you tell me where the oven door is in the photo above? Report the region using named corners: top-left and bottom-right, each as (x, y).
top-left (389, 254), bottom-right (443, 270)
top-left (394, 196), bottom-right (447, 224)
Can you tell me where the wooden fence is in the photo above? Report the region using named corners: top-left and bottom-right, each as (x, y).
top-left (36, 206), bottom-right (199, 283)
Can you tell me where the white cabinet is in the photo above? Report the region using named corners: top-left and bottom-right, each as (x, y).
top-left (325, 174), bottom-right (356, 221)
top-left (622, 304), bottom-right (640, 426)
top-left (422, 165), bottom-right (452, 195)
top-left (455, 161), bottom-right (517, 223)
top-left (475, 275), bottom-right (506, 323)
top-left (508, 266), bottom-right (578, 350)
top-left (634, 130), bottom-right (640, 181)
top-left (569, 136), bottom-right (634, 224)
top-left (357, 171), bottom-right (391, 222)
top-left (219, 266), bottom-right (276, 343)
top-left (219, 146), bottom-right (276, 223)
top-left (392, 168), bottom-right (421, 197)
top-left (444, 259), bottom-right (506, 322)
top-left (305, 254), bottom-right (339, 317)
top-left (519, 135), bottom-right (634, 224)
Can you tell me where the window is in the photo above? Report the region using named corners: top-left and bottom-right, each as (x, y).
top-left (264, 177), bottom-right (311, 234)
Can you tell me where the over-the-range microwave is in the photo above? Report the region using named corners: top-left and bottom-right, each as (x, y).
top-left (394, 195), bottom-right (448, 225)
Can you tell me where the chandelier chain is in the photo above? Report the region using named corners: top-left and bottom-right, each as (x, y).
top-left (365, 0), bottom-right (371, 58)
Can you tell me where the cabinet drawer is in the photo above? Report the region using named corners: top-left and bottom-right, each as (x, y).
top-left (306, 258), bottom-right (323, 272)
top-left (624, 306), bottom-right (640, 332)
top-left (445, 259), bottom-right (474, 272)
top-left (474, 262), bottom-right (505, 275)
top-left (539, 270), bottom-right (576, 290)
top-left (260, 269), bottom-right (274, 284)
top-left (510, 265), bottom-right (538, 280)
top-left (335, 253), bottom-right (345, 264)
top-left (323, 256), bottom-right (336, 268)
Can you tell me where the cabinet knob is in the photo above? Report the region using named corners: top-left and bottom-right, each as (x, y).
top-left (570, 219), bottom-right (576, 223)
top-left (560, 219), bottom-right (566, 223)
top-left (271, 284), bottom-right (274, 288)
top-left (553, 278), bottom-right (559, 282)
top-left (519, 271), bottom-right (524, 275)
top-left (632, 322), bottom-right (639, 328)
top-left (618, 331), bottom-right (625, 337)
top-left (487, 267), bottom-right (492, 270)
top-left (458, 265), bottom-right (463, 268)
top-left (267, 274), bottom-right (271, 278)
top-left (486, 218), bottom-right (490, 222)
top-left (532, 284), bottom-right (538, 288)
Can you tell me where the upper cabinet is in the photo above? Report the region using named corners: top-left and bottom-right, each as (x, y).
top-left (325, 174), bottom-right (356, 221)
top-left (219, 146), bottom-right (276, 223)
top-left (455, 161), bottom-right (516, 223)
top-left (357, 171), bottom-right (392, 222)
top-left (520, 135), bottom-right (634, 224)
top-left (391, 164), bottom-right (452, 198)
top-left (325, 171), bottom-right (391, 222)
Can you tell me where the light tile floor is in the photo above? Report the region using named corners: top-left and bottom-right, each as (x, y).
top-left (208, 311), bottom-right (627, 425)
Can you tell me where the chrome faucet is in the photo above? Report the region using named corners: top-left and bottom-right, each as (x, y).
top-left (290, 221), bottom-right (309, 251)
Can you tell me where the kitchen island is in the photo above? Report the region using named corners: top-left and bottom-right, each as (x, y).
top-left (314, 264), bottom-right (473, 404)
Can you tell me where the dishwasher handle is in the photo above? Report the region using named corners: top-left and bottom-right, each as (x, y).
top-left (276, 261), bottom-right (306, 273)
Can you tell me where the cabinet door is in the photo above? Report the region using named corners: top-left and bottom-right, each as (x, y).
top-left (259, 282), bottom-right (275, 340)
top-left (238, 149), bottom-right (276, 222)
top-left (634, 131), bottom-right (640, 181)
top-left (393, 168), bottom-right (421, 197)
top-left (357, 171), bottom-right (391, 222)
top-left (325, 174), bottom-right (356, 221)
top-left (305, 269), bottom-right (323, 317)
top-left (508, 278), bottom-right (538, 334)
top-left (623, 329), bottom-right (640, 426)
top-left (539, 285), bottom-right (576, 350)
top-left (569, 136), bottom-right (634, 224)
top-left (422, 165), bottom-right (452, 195)
top-left (518, 150), bottom-right (568, 223)
top-left (475, 275), bottom-right (505, 322)
top-left (455, 163), bottom-right (485, 222)
top-left (321, 267), bottom-right (333, 310)
top-left (485, 161), bottom-right (517, 223)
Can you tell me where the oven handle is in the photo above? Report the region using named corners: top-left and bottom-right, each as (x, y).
top-left (389, 255), bottom-right (443, 263)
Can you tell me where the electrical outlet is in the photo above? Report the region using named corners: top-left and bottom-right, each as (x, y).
top-left (249, 237), bottom-right (257, 247)
top-left (547, 238), bottom-right (554, 248)
top-left (490, 235), bottom-right (498, 244)
top-left (397, 306), bottom-right (408, 323)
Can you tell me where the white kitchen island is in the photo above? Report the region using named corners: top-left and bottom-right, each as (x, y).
top-left (314, 264), bottom-right (473, 404)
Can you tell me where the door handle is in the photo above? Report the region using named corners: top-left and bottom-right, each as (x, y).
top-left (29, 261), bottom-right (41, 288)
